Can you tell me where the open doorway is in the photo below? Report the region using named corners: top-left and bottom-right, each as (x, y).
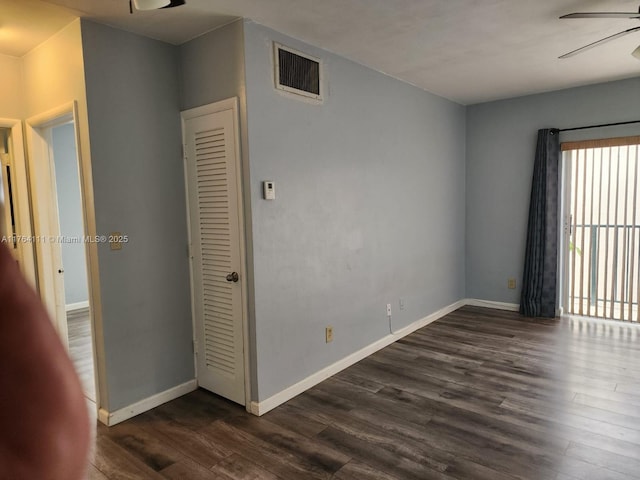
top-left (0, 121), bottom-right (36, 285)
top-left (50, 121), bottom-right (95, 402)
top-left (0, 128), bottom-right (18, 255)
top-left (27, 109), bottom-right (96, 403)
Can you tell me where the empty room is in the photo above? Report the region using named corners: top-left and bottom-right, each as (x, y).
top-left (1, 0), bottom-right (640, 479)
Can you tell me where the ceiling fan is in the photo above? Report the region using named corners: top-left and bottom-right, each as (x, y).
top-left (559, 4), bottom-right (640, 59)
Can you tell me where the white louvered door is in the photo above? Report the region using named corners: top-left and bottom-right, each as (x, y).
top-left (183, 99), bottom-right (246, 405)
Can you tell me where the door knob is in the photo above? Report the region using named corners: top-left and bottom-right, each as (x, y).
top-left (58, 268), bottom-right (64, 274)
top-left (226, 272), bottom-right (239, 282)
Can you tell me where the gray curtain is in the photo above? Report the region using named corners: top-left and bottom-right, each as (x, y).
top-left (520, 128), bottom-right (560, 317)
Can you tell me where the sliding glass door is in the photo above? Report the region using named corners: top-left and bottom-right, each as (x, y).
top-left (561, 137), bottom-right (640, 322)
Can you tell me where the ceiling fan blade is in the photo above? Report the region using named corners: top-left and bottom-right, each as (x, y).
top-left (560, 12), bottom-right (640, 19)
top-left (559, 26), bottom-right (640, 58)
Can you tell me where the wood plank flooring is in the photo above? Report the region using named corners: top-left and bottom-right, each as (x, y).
top-left (90, 306), bottom-right (640, 479)
top-left (68, 308), bottom-right (96, 402)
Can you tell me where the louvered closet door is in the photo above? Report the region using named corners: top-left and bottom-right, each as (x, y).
top-left (184, 100), bottom-right (245, 405)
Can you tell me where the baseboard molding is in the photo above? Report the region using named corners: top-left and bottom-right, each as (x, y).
top-left (66, 301), bottom-right (90, 313)
top-left (98, 379), bottom-right (197, 426)
top-left (465, 298), bottom-right (520, 311)
top-left (94, 299), bottom-right (520, 424)
top-left (249, 299), bottom-right (466, 416)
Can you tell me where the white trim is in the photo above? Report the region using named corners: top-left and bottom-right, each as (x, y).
top-left (98, 380), bottom-right (197, 426)
top-left (26, 105), bottom-right (73, 350)
top-left (249, 299), bottom-right (466, 416)
top-left (94, 298), bottom-right (523, 423)
top-left (65, 301), bottom-right (90, 313)
top-left (464, 298), bottom-right (520, 311)
top-left (181, 97), bottom-right (238, 120)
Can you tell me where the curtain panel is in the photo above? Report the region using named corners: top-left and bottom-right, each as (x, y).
top-left (520, 128), bottom-right (560, 317)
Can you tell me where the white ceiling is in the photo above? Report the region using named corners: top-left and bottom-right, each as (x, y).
top-left (6, 0), bottom-right (640, 104)
top-left (0, 0), bottom-right (78, 57)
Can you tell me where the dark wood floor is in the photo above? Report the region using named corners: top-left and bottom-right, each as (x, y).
top-left (89, 306), bottom-right (640, 480)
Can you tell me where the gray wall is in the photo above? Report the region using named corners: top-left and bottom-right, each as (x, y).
top-left (180, 19), bottom-right (246, 111)
top-left (243, 21), bottom-right (466, 401)
top-left (179, 19), bottom-right (259, 398)
top-left (466, 76), bottom-right (640, 304)
top-left (79, 16), bottom-right (638, 410)
top-left (51, 122), bottom-right (88, 305)
top-left (81, 21), bottom-right (194, 411)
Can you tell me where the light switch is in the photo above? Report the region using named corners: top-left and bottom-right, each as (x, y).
top-left (110, 232), bottom-right (123, 251)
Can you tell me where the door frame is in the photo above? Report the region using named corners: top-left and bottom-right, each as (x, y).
top-left (25, 101), bottom-right (104, 408)
top-left (0, 117), bottom-right (37, 287)
top-left (26, 111), bottom-right (70, 344)
top-left (181, 97), bottom-right (252, 409)
top-left (559, 149), bottom-right (572, 316)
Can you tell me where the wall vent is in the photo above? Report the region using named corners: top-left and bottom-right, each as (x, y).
top-left (274, 43), bottom-right (323, 101)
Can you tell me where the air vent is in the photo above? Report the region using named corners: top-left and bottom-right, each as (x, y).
top-left (274, 43), bottom-right (323, 101)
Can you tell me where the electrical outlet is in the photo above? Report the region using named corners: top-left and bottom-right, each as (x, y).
top-left (386, 303), bottom-right (392, 316)
top-left (508, 278), bottom-right (516, 289)
top-left (325, 326), bottom-right (333, 343)
top-left (399, 298), bottom-right (405, 310)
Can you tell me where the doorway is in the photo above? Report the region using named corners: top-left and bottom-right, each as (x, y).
top-left (1, 127), bottom-right (19, 257)
top-left (0, 120), bottom-right (36, 285)
top-left (26, 109), bottom-right (96, 402)
top-left (561, 136), bottom-right (640, 322)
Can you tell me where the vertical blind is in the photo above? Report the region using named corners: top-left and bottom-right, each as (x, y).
top-left (562, 136), bottom-right (640, 322)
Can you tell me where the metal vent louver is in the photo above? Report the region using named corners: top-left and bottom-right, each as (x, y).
top-left (275, 43), bottom-right (322, 101)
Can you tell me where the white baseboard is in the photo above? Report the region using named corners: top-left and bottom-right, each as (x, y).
top-left (98, 379), bottom-right (197, 426)
top-left (66, 301), bottom-right (90, 313)
top-left (249, 299), bottom-right (466, 416)
top-left (465, 298), bottom-right (520, 311)
top-left (94, 299), bottom-right (520, 424)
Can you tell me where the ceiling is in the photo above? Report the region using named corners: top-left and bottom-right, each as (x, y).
top-left (4, 0), bottom-right (640, 104)
top-left (0, 0), bottom-right (78, 57)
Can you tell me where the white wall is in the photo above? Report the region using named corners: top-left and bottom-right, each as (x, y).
top-left (0, 54), bottom-right (24, 119)
top-left (22, 20), bottom-right (88, 121)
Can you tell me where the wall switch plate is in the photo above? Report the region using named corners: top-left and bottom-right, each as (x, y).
top-left (386, 303), bottom-right (392, 316)
top-left (508, 278), bottom-right (516, 289)
top-left (110, 232), bottom-right (123, 251)
top-left (325, 326), bottom-right (333, 343)
top-left (399, 298), bottom-right (405, 310)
